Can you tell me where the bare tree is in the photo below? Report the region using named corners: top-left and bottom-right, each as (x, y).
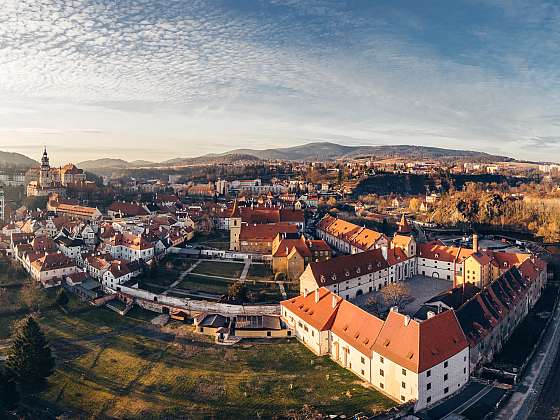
top-left (381, 282), bottom-right (414, 311)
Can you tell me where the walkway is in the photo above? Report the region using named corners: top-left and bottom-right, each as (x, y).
top-left (495, 288), bottom-right (560, 420)
top-left (240, 259), bottom-right (251, 281)
top-left (164, 260), bottom-right (201, 294)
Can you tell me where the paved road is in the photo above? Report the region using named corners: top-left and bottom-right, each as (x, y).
top-left (495, 288), bottom-right (560, 420)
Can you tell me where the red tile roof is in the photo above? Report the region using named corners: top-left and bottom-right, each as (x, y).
top-left (331, 300), bottom-right (384, 357)
top-left (281, 287), bottom-right (342, 331)
top-left (372, 309), bottom-right (468, 373)
top-left (239, 223), bottom-right (299, 241)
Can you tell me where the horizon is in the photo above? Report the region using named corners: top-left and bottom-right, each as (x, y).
top-left (2, 141), bottom-right (541, 167)
top-left (2, 1), bottom-right (560, 163)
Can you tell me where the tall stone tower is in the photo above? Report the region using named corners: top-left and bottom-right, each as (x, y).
top-left (229, 201), bottom-right (242, 251)
top-left (39, 147), bottom-right (52, 188)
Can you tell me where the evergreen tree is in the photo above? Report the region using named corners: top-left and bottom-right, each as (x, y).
top-left (6, 317), bottom-right (55, 391)
top-left (0, 368), bottom-right (19, 412)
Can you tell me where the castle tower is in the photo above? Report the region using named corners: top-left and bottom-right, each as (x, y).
top-left (39, 147), bottom-right (52, 188)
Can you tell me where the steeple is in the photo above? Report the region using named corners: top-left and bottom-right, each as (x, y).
top-left (41, 146), bottom-right (50, 169)
top-left (397, 213), bottom-right (412, 234)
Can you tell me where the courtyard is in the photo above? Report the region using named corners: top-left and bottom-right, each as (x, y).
top-left (354, 275), bottom-right (452, 317)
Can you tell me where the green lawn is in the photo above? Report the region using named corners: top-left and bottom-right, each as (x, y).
top-left (176, 273), bottom-right (230, 295)
top-left (246, 263), bottom-right (273, 281)
top-left (192, 260), bottom-right (245, 278)
top-left (29, 306), bottom-right (395, 419)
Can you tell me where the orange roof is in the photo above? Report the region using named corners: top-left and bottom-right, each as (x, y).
top-left (280, 287), bottom-right (342, 331)
top-left (346, 227), bottom-right (386, 251)
top-left (417, 242), bottom-right (473, 263)
top-left (372, 309), bottom-right (468, 373)
top-left (331, 300), bottom-right (384, 357)
top-left (392, 234), bottom-right (413, 248)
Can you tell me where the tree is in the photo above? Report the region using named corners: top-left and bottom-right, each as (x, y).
top-left (6, 317), bottom-right (55, 391)
top-left (20, 281), bottom-right (48, 313)
top-left (227, 280), bottom-right (248, 303)
top-left (381, 282), bottom-right (414, 311)
top-left (55, 289), bottom-right (69, 307)
top-left (326, 197), bottom-right (337, 207)
top-left (0, 368), bottom-right (19, 413)
top-left (409, 197), bottom-right (421, 213)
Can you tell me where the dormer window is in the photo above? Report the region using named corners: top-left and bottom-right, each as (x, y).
top-left (331, 274), bottom-right (337, 281)
top-left (435, 253), bottom-right (439, 258)
top-left (356, 267), bottom-right (361, 274)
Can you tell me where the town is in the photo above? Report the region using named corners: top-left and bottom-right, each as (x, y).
top-left (0, 145), bottom-right (558, 419)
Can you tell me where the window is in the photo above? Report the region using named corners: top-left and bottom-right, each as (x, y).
top-left (427, 383), bottom-right (431, 390)
top-left (444, 361), bottom-right (449, 368)
top-left (401, 381), bottom-right (406, 389)
top-left (380, 356), bottom-right (384, 363)
top-left (401, 396), bottom-right (405, 402)
top-left (361, 357), bottom-right (365, 364)
top-left (427, 370), bottom-right (431, 377)
top-left (267, 331), bottom-right (271, 337)
top-left (444, 387), bottom-right (449, 394)
top-left (380, 382), bottom-right (384, 389)
top-left (402, 368), bottom-right (407, 376)
top-left (427, 396), bottom-right (432, 404)
top-left (361, 369), bottom-right (365, 376)
top-left (464, 367), bottom-right (467, 374)
top-left (379, 369), bottom-right (384, 377)
top-left (444, 373), bottom-right (448, 381)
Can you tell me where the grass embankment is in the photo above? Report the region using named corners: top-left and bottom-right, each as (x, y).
top-left (22, 306), bottom-right (395, 419)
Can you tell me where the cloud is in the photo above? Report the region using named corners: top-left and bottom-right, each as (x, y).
top-left (0, 0), bottom-right (559, 162)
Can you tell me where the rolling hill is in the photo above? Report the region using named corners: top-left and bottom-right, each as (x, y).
top-left (0, 151), bottom-right (38, 168)
top-left (78, 142), bottom-right (515, 173)
top-left (210, 142), bottom-right (513, 162)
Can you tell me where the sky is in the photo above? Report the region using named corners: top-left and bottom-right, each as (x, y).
top-left (1, 0), bottom-right (560, 165)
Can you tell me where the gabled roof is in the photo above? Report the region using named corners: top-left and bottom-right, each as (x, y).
top-left (280, 287), bottom-right (342, 331)
top-left (239, 223), bottom-right (299, 241)
top-left (331, 300), bottom-right (384, 357)
top-left (417, 242), bottom-right (473, 263)
top-left (372, 309), bottom-right (468, 373)
top-left (309, 249), bottom-right (389, 287)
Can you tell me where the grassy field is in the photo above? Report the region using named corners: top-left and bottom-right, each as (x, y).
top-left (246, 263), bottom-right (273, 281)
top-left (192, 260), bottom-right (245, 278)
top-left (18, 306), bottom-right (395, 419)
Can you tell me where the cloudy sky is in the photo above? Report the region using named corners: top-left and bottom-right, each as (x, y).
top-left (1, 0), bottom-right (560, 164)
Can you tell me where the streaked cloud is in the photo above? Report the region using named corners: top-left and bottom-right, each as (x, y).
top-left (0, 0), bottom-right (559, 163)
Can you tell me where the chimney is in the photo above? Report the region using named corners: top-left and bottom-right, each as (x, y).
top-left (390, 306), bottom-right (399, 313)
top-left (303, 289), bottom-right (308, 298)
top-left (332, 294), bottom-right (337, 308)
top-left (472, 233), bottom-right (479, 252)
top-left (427, 311), bottom-right (435, 319)
top-left (380, 244), bottom-right (388, 260)
top-left (314, 288), bottom-right (319, 303)
top-left (404, 315), bottom-right (411, 326)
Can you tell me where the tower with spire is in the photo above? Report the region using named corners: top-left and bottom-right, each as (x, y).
top-left (397, 213), bottom-right (412, 235)
top-left (39, 147), bottom-right (53, 188)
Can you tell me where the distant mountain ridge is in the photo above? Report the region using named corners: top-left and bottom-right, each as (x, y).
top-left (73, 142), bottom-right (514, 172)
top-left (210, 142), bottom-right (513, 162)
top-left (0, 151), bottom-right (38, 168)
